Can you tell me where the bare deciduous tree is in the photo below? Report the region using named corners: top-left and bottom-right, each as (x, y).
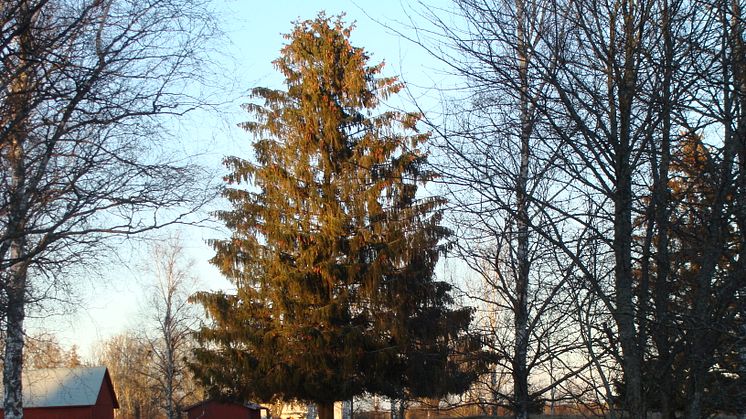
top-left (143, 235), bottom-right (201, 419)
top-left (22, 332), bottom-right (81, 369)
top-left (411, 0), bottom-right (745, 416)
top-left (96, 332), bottom-right (160, 419)
top-left (0, 1), bottom-right (219, 417)
top-left (408, 1), bottom-right (595, 417)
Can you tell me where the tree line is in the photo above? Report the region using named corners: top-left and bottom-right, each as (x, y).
top-left (0, 237), bottom-right (204, 419)
top-left (410, 0), bottom-right (746, 418)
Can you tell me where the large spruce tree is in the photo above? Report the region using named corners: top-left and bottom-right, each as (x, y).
top-left (191, 14), bottom-right (480, 419)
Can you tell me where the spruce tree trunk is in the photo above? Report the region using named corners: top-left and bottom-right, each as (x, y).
top-left (318, 402), bottom-right (335, 419)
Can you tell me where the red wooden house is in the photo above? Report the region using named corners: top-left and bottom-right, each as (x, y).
top-left (0, 366), bottom-right (119, 419)
top-left (184, 400), bottom-right (263, 419)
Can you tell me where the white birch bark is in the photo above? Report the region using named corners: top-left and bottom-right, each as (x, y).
top-left (342, 400), bottom-right (352, 419)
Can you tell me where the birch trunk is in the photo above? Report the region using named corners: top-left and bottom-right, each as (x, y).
top-left (738, 321), bottom-right (746, 419)
top-left (3, 85), bottom-right (30, 419)
top-left (3, 263), bottom-right (28, 419)
top-left (3, 116), bottom-right (29, 419)
top-left (165, 296), bottom-right (176, 419)
top-left (342, 400), bottom-right (352, 419)
top-left (390, 399), bottom-right (399, 419)
top-left (307, 403), bottom-right (318, 419)
top-left (2, 4), bottom-right (34, 417)
top-left (730, 4), bottom-right (745, 418)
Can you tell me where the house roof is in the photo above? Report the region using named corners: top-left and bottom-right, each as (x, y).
top-left (183, 399), bottom-right (263, 412)
top-left (0, 366), bottom-right (119, 408)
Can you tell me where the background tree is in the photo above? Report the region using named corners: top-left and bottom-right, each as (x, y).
top-left (143, 236), bottom-right (202, 419)
top-left (191, 14), bottom-right (480, 419)
top-left (23, 332), bottom-right (82, 369)
top-left (96, 332), bottom-right (160, 419)
top-left (92, 236), bottom-right (204, 419)
top-left (412, 0), bottom-right (613, 416)
top-left (0, 1), bottom-right (218, 417)
top-left (412, 0), bottom-right (746, 418)
top-left (411, 0), bottom-right (744, 417)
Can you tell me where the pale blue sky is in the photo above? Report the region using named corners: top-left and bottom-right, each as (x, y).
top-left (40, 0), bottom-right (457, 360)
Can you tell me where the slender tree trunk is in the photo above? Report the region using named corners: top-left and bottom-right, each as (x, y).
top-left (614, 133), bottom-right (644, 419)
top-left (684, 298), bottom-right (710, 419)
top-left (166, 344), bottom-right (175, 419)
top-left (735, 10), bottom-right (746, 416)
top-left (342, 400), bottom-right (353, 419)
top-left (686, 3), bottom-right (746, 419)
top-left (732, 2), bottom-right (746, 416)
top-left (614, 169), bottom-right (644, 419)
top-left (491, 371), bottom-right (499, 417)
top-left (513, 0), bottom-right (531, 417)
top-left (652, 2), bottom-right (674, 416)
top-left (3, 265), bottom-right (27, 419)
top-left (613, 2), bottom-right (645, 416)
top-left (736, 132), bottom-right (746, 419)
top-left (738, 323), bottom-right (746, 419)
top-left (165, 300), bottom-right (176, 419)
top-left (389, 399), bottom-right (406, 419)
top-left (3, 130), bottom-right (29, 419)
top-left (730, 12), bottom-right (746, 414)
top-left (3, 6), bottom-right (33, 416)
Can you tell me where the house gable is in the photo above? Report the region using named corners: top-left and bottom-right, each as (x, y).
top-left (0, 367), bottom-right (118, 419)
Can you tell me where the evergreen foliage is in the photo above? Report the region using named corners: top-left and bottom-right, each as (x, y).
top-left (191, 14), bottom-right (481, 408)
